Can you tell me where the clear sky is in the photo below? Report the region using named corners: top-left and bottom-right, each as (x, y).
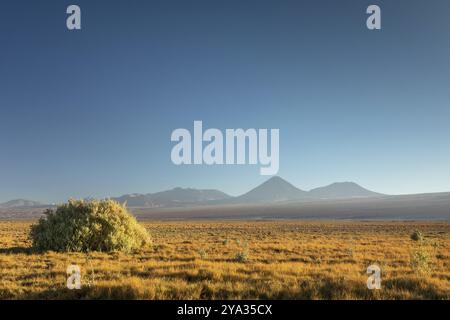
top-left (1, 0), bottom-right (450, 203)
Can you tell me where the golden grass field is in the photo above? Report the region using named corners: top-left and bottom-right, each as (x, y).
top-left (0, 220), bottom-right (449, 299)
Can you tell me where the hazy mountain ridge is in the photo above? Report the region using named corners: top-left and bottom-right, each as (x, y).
top-left (0, 177), bottom-right (435, 211)
top-left (0, 177), bottom-right (390, 209)
top-left (1, 178), bottom-right (450, 220)
top-left (308, 182), bottom-right (384, 199)
top-left (113, 188), bottom-right (231, 208)
top-left (0, 199), bottom-right (44, 208)
top-left (112, 177), bottom-right (384, 207)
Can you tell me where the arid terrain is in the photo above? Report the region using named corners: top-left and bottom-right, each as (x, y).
top-left (0, 220), bottom-right (449, 299)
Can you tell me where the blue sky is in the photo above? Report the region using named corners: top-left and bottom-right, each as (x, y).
top-left (1, 0), bottom-right (450, 202)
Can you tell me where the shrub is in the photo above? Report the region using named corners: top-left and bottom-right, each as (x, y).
top-left (234, 250), bottom-right (249, 263)
top-left (410, 248), bottom-right (432, 275)
top-left (198, 249), bottom-right (208, 260)
top-left (30, 199), bottom-right (151, 252)
top-left (410, 230), bottom-right (424, 242)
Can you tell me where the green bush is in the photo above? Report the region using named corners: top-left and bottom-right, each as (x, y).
top-left (234, 250), bottom-right (249, 263)
top-left (30, 199), bottom-right (151, 252)
top-left (410, 248), bottom-right (432, 275)
top-left (410, 230), bottom-right (424, 242)
top-left (198, 249), bottom-right (208, 260)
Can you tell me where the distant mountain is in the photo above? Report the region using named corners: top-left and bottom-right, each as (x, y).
top-left (235, 176), bottom-right (310, 203)
top-left (0, 199), bottom-right (45, 208)
top-left (0, 178), bottom-right (386, 211)
top-left (308, 182), bottom-right (384, 199)
top-left (3, 179), bottom-right (450, 220)
top-left (115, 178), bottom-right (383, 207)
top-left (113, 193), bottom-right (154, 207)
top-left (114, 188), bottom-right (231, 208)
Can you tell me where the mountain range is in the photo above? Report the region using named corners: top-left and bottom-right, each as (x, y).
top-left (0, 199), bottom-right (44, 208)
top-left (0, 177), bottom-right (384, 209)
top-left (2, 177), bottom-right (450, 220)
top-left (113, 188), bottom-right (231, 208)
top-left (113, 177), bottom-right (385, 207)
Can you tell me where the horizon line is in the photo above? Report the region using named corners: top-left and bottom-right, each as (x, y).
top-left (2, 176), bottom-right (450, 204)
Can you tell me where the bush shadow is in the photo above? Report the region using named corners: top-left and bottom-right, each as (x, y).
top-left (0, 246), bottom-right (32, 254)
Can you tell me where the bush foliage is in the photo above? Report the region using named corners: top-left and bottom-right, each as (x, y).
top-left (30, 199), bottom-right (151, 252)
top-left (410, 230), bottom-right (424, 242)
